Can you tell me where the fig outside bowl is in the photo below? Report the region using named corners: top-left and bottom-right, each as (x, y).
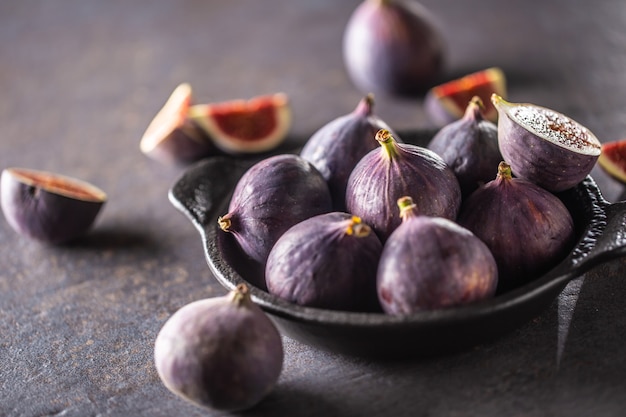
top-left (169, 130), bottom-right (626, 359)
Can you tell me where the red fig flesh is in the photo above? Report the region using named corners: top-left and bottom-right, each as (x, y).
top-left (598, 139), bottom-right (626, 183)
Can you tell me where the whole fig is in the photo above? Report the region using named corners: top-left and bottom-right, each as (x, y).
top-left (457, 161), bottom-right (575, 292)
top-left (377, 196), bottom-right (498, 315)
top-left (346, 129), bottom-right (461, 241)
top-left (218, 154), bottom-right (332, 264)
top-left (154, 284), bottom-right (283, 412)
top-left (492, 94), bottom-right (601, 192)
top-left (428, 96), bottom-right (502, 196)
top-left (300, 94), bottom-right (400, 211)
top-left (266, 212), bottom-right (383, 312)
top-left (343, 0), bottom-right (446, 96)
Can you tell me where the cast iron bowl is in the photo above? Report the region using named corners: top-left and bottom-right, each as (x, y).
top-left (169, 130), bottom-right (626, 358)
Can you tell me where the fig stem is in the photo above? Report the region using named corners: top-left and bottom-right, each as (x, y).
top-left (218, 215), bottom-right (232, 232)
top-left (497, 161), bottom-right (513, 180)
top-left (376, 129), bottom-right (400, 160)
top-left (231, 283), bottom-right (251, 306)
top-left (397, 196), bottom-right (418, 221)
top-left (345, 216), bottom-right (372, 237)
top-left (464, 96), bottom-right (485, 121)
top-left (354, 93), bottom-right (375, 116)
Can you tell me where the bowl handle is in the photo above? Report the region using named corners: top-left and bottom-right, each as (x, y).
top-left (569, 199), bottom-right (626, 274)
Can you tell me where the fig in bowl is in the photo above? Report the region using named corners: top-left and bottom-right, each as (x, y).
top-left (492, 93), bottom-right (602, 192)
top-left (1, 167), bottom-right (106, 244)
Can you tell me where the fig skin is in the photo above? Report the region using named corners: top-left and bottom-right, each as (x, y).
top-left (266, 212), bottom-right (383, 312)
top-left (428, 96), bottom-right (503, 197)
top-left (492, 94), bottom-right (601, 192)
top-left (218, 154), bottom-right (332, 264)
top-left (457, 162), bottom-right (576, 292)
top-left (154, 284), bottom-right (283, 412)
top-left (346, 129), bottom-right (461, 241)
top-left (1, 168), bottom-right (106, 244)
top-left (377, 197), bottom-right (498, 315)
top-left (300, 94), bottom-right (400, 211)
top-left (343, 0), bottom-right (446, 97)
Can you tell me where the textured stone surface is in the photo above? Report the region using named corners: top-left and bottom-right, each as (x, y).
top-left (1, 1), bottom-right (625, 416)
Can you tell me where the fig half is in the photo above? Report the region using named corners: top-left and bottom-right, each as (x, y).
top-left (154, 284), bottom-right (283, 412)
top-left (1, 168), bottom-right (106, 244)
top-left (424, 67), bottom-right (506, 127)
top-left (598, 138), bottom-right (626, 183)
top-left (191, 93), bottom-right (292, 155)
top-left (492, 94), bottom-right (602, 192)
top-left (457, 162), bottom-right (575, 292)
top-left (377, 196), bottom-right (498, 315)
top-left (346, 129), bottom-right (461, 241)
top-left (300, 94), bottom-right (399, 211)
top-left (266, 213), bottom-right (383, 312)
top-left (140, 83), bottom-right (218, 165)
top-left (218, 154), bottom-right (332, 264)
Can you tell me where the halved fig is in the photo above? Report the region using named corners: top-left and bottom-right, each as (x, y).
top-left (492, 94), bottom-right (601, 192)
top-left (598, 139), bottom-right (626, 183)
top-left (191, 93), bottom-right (291, 155)
top-left (424, 67), bottom-right (506, 127)
top-left (140, 83), bottom-right (218, 165)
top-left (1, 168), bottom-right (107, 244)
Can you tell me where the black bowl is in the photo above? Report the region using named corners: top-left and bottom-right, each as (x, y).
top-left (169, 130), bottom-right (626, 358)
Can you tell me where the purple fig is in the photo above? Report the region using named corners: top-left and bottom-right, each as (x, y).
top-left (266, 212), bottom-right (383, 312)
top-left (300, 94), bottom-right (400, 211)
top-left (492, 94), bottom-right (602, 192)
top-left (428, 96), bottom-right (503, 196)
top-left (346, 129), bottom-right (461, 241)
top-left (343, 0), bottom-right (446, 96)
top-left (1, 167), bottom-right (106, 244)
top-left (457, 161), bottom-right (575, 292)
top-left (377, 196), bottom-right (498, 315)
top-left (154, 284), bottom-right (283, 411)
top-left (218, 154), bottom-right (332, 264)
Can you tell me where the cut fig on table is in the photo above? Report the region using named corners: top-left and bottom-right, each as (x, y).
top-left (1, 167), bottom-right (107, 244)
top-left (190, 93), bottom-right (292, 155)
top-left (140, 82), bottom-right (217, 165)
top-left (492, 93), bottom-right (602, 192)
top-left (598, 139), bottom-right (626, 183)
top-left (424, 67), bottom-right (506, 126)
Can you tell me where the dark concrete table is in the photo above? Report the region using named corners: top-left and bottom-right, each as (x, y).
top-left (1, 1), bottom-right (625, 416)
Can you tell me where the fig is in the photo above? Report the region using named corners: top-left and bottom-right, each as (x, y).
top-left (377, 196), bottom-right (498, 315)
top-left (346, 129), bottom-right (461, 241)
top-left (154, 284), bottom-right (283, 412)
top-left (140, 82), bottom-right (218, 165)
top-left (300, 94), bottom-right (400, 211)
top-left (218, 154), bottom-right (332, 264)
top-left (343, 0), bottom-right (446, 96)
top-left (598, 138), bottom-right (626, 183)
top-left (191, 93), bottom-right (292, 155)
top-left (266, 213), bottom-right (383, 312)
top-left (428, 96), bottom-right (503, 196)
top-left (457, 162), bottom-right (575, 292)
top-left (492, 94), bottom-right (602, 192)
top-left (1, 167), bottom-right (106, 244)
top-left (424, 67), bottom-right (506, 127)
